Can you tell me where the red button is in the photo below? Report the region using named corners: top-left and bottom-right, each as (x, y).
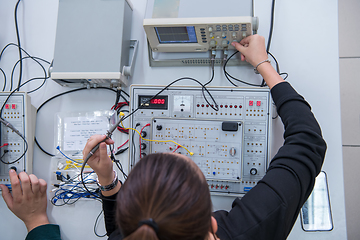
top-left (256, 101), bottom-right (261, 106)
top-left (12, 104), bottom-right (16, 109)
top-left (249, 101), bottom-right (253, 106)
top-left (5, 104), bottom-right (9, 109)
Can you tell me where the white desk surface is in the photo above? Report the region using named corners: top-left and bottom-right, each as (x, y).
top-left (0, 0), bottom-right (346, 239)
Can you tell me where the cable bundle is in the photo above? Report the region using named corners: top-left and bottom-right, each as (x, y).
top-left (51, 171), bottom-right (100, 206)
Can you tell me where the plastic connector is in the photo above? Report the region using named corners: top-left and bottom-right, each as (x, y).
top-left (55, 171), bottom-right (63, 181)
top-left (223, 49), bottom-right (229, 62)
top-left (211, 50), bottom-right (216, 60)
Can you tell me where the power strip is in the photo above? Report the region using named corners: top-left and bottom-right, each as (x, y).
top-left (0, 92), bottom-right (36, 191)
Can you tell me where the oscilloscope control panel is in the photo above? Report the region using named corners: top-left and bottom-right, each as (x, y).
top-left (0, 93), bottom-right (36, 191)
top-left (143, 16), bottom-right (258, 52)
top-left (130, 85), bottom-right (272, 195)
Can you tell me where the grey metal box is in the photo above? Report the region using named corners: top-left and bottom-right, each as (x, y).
top-left (50, 0), bottom-right (133, 87)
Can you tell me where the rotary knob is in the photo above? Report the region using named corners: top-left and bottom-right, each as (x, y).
top-left (250, 168), bottom-right (257, 175)
top-left (229, 147), bottom-right (236, 156)
top-left (221, 40), bottom-right (229, 47)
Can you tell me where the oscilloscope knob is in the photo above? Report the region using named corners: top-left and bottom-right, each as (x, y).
top-left (156, 125), bottom-right (163, 130)
top-left (222, 40), bottom-right (229, 47)
top-left (250, 168), bottom-right (257, 175)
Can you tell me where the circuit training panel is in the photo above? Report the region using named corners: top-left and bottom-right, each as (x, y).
top-left (0, 93), bottom-right (36, 190)
top-left (130, 85), bottom-right (272, 195)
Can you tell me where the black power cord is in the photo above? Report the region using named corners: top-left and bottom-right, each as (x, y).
top-left (14, 0), bottom-right (23, 91)
top-left (94, 210), bottom-right (106, 238)
top-left (0, 43), bottom-right (51, 92)
top-left (223, 51), bottom-right (263, 87)
top-left (223, 0), bottom-right (287, 87)
top-left (0, 68), bottom-right (6, 91)
top-left (35, 87), bottom-right (118, 157)
top-left (261, 0), bottom-right (276, 87)
top-left (0, 117), bottom-right (29, 165)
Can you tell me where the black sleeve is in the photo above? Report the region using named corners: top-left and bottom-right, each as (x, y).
top-left (101, 192), bottom-right (119, 237)
top-left (214, 82), bottom-right (327, 240)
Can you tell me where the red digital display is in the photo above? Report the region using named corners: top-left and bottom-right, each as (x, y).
top-left (150, 98), bottom-right (166, 104)
top-left (139, 95), bottom-right (168, 110)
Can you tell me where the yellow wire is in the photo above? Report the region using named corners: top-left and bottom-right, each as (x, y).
top-left (119, 113), bottom-right (193, 156)
top-left (64, 160), bottom-right (91, 170)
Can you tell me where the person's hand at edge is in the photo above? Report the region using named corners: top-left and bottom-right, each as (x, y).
top-left (0, 170), bottom-right (49, 232)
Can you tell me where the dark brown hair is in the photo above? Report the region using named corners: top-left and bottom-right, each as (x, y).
top-left (117, 153), bottom-right (212, 240)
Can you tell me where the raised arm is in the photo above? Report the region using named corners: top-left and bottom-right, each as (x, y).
top-left (214, 35), bottom-right (327, 240)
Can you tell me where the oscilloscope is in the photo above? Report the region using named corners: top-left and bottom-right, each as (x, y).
top-left (144, 16), bottom-right (259, 52)
top-left (143, 0), bottom-right (257, 66)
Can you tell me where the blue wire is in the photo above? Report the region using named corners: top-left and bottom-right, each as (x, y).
top-left (54, 183), bottom-right (98, 204)
top-left (56, 146), bottom-right (82, 164)
top-left (52, 171), bottom-right (99, 204)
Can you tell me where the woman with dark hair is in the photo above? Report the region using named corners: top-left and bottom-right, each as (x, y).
top-left (116, 153), bottom-right (214, 239)
top-left (1, 34), bottom-right (326, 240)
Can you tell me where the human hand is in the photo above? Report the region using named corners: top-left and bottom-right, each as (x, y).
top-left (82, 134), bottom-right (115, 186)
top-left (231, 34), bottom-right (268, 67)
top-left (0, 170), bottom-right (49, 232)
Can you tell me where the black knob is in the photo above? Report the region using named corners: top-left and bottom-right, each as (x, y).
top-left (141, 131), bottom-right (147, 138)
top-left (250, 168), bottom-right (257, 175)
top-left (141, 143), bottom-right (147, 150)
top-left (156, 125), bottom-right (162, 130)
